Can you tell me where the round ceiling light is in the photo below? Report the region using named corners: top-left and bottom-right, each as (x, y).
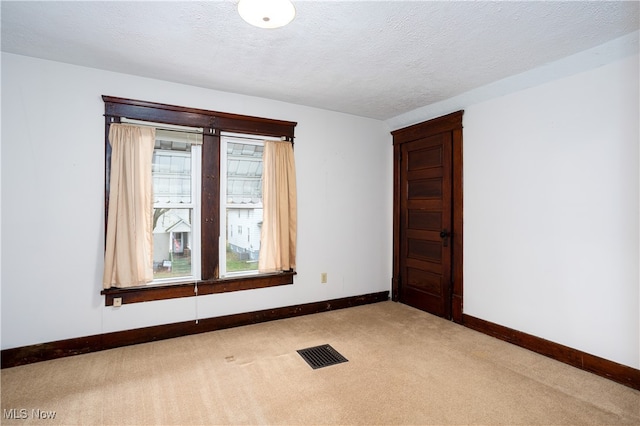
top-left (238, 0), bottom-right (296, 29)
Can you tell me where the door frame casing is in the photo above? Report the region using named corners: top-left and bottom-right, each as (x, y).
top-left (391, 111), bottom-right (463, 323)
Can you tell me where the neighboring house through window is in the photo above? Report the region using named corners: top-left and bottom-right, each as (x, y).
top-left (222, 137), bottom-right (266, 275)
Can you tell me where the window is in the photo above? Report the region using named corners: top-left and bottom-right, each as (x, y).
top-left (220, 136), bottom-right (269, 277)
top-left (151, 129), bottom-right (201, 283)
top-left (101, 96), bottom-right (297, 306)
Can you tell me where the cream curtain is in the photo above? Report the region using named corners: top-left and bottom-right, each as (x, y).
top-left (258, 141), bottom-right (297, 273)
top-left (103, 124), bottom-right (155, 289)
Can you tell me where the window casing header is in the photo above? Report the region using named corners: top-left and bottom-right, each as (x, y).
top-left (102, 96), bottom-right (297, 140)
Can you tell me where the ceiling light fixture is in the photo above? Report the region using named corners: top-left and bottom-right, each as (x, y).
top-left (238, 0), bottom-right (296, 29)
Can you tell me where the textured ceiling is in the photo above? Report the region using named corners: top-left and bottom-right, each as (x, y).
top-left (1, 1), bottom-right (639, 121)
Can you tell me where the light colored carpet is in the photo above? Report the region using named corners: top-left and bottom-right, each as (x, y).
top-left (1, 301), bottom-right (639, 425)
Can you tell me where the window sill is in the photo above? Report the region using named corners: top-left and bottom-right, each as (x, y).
top-left (101, 271), bottom-right (296, 306)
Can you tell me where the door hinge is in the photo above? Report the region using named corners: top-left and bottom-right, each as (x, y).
top-left (392, 276), bottom-right (400, 301)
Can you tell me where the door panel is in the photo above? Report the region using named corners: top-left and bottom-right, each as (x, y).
top-left (407, 239), bottom-right (442, 263)
top-left (398, 132), bottom-right (452, 318)
top-left (407, 210), bottom-right (441, 231)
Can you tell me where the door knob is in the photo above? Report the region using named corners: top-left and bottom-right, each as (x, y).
top-left (440, 229), bottom-right (451, 247)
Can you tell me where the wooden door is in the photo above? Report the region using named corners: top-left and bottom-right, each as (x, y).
top-left (392, 111), bottom-right (463, 322)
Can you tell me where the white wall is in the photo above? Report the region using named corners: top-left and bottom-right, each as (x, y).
top-left (0, 53), bottom-right (393, 349)
top-left (463, 53), bottom-right (639, 368)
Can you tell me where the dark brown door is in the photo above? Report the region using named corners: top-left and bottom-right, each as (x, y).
top-left (392, 111), bottom-right (463, 322)
top-left (399, 133), bottom-right (452, 317)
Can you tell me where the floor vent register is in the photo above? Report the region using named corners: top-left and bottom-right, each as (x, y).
top-left (297, 344), bottom-right (348, 369)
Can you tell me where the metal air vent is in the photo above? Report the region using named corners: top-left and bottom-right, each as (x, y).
top-left (297, 344), bottom-right (348, 369)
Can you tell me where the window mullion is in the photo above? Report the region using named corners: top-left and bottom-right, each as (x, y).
top-left (200, 132), bottom-right (220, 281)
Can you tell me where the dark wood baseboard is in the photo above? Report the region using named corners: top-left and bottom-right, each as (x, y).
top-left (463, 314), bottom-right (640, 391)
top-left (1, 291), bottom-right (389, 369)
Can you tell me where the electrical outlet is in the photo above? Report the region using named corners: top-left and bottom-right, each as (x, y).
top-left (113, 297), bottom-right (122, 307)
top-left (321, 273), bottom-right (327, 283)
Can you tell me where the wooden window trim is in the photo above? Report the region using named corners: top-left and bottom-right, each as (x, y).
top-left (101, 271), bottom-right (296, 306)
top-left (102, 96), bottom-right (297, 306)
top-left (102, 96), bottom-right (296, 140)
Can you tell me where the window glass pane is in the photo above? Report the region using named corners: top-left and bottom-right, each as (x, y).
top-left (169, 156), bottom-right (182, 173)
top-left (151, 130), bottom-right (200, 282)
top-left (153, 145), bottom-right (192, 204)
top-left (224, 140), bottom-right (263, 275)
top-left (157, 155), bottom-right (170, 173)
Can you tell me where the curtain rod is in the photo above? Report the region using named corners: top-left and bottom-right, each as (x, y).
top-left (221, 133), bottom-right (289, 143)
top-left (117, 117), bottom-right (204, 136)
